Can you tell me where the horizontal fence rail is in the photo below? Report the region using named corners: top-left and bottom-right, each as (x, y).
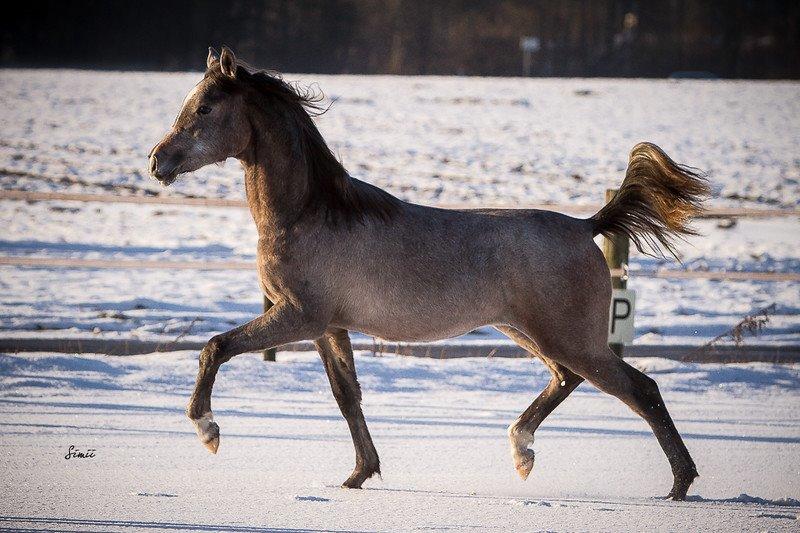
top-left (0, 256), bottom-right (257, 271)
top-left (2, 189), bottom-right (798, 219)
top-left (1, 255), bottom-right (797, 282)
top-left (0, 337), bottom-right (797, 363)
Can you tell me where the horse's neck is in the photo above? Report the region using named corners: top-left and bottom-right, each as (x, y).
top-left (241, 136), bottom-right (310, 235)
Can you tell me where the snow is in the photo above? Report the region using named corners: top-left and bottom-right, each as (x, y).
top-left (2, 71), bottom-right (799, 207)
top-left (1, 351), bottom-right (798, 531)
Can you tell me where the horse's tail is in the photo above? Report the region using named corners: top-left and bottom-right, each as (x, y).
top-left (589, 142), bottom-right (709, 259)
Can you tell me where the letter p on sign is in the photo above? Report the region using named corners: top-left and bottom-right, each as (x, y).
top-left (608, 289), bottom-right (636, 344)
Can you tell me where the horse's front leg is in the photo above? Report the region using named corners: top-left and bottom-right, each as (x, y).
top-left (316, 328), bottom-right (380, 488)
top-left (187, 302), bottom-right (325, 453)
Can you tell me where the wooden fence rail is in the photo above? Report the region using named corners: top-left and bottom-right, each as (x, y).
top-left (1, 337), bottom-right (797, 364)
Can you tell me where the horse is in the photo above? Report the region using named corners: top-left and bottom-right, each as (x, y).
top-left (149, 46), bottom-right (707, 500)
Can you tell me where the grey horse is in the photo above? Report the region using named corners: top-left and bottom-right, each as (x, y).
top-left (149, 47), bottom-right (708, 500)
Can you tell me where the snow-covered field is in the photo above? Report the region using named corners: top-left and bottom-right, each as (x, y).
top-left (3, 71), bottom-right (799, 206)
top-left (1, 351), bottom-right (799, 531)
top-left (0, 70), bottom-right (798, 346)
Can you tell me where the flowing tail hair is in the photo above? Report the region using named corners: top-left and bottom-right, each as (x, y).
top-left (590, 142), bottom-right (710, 260)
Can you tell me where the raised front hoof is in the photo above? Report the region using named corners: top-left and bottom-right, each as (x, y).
top-left (341, 465), bottom-right (380, 489)
top-left (508, 424), bottom-right (535, 480)
top-left (514, 449), bottom-right (535, 480)
top-left (188, 412), bottom-right (221, 454)
top-left (666, 469), bottom-right (698, 501)
top-left (203, 436), bottom-right (220, 454)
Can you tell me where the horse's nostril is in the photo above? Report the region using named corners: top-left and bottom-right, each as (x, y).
top-left (149, 155), bottom-right (159, 176)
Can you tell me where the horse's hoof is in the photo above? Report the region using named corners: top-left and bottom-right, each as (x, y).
top-left (203, 437), bottom-right (220, 454)
top-left (508, 424), bottom-right (535, 480)
top-left (666, 486), bottom-right (687, 501)
top-left (189, 412), bottom-right (220, 454)
top-left (666, 482), bottom-right (690, 501)
top-left (341, 463), bottom-right (380, 488)
top-left (666, 468), bottom-right (698, 500)
top-left (341, 470), bottom-right (367, 488)
top-left (514, 450), bottom-right (535, 480)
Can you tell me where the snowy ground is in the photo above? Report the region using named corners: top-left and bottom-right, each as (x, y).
top-left (1, 351), bottom-right (799, 531)
top-left (0, 70), bottom-right (798, 347)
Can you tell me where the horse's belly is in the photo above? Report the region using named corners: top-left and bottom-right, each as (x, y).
top-left (336, 303), bottom-right (489, 343)
top-left (349, 321), bottom-right (479, 343)
top-left (331, 257), bottom-right (504, 342)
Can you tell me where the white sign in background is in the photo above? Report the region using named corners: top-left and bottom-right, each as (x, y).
top-left (608, 289), bottom-right (636, 345)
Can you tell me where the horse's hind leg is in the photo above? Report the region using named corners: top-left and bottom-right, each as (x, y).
top-left (496, 325), bottom-right (584, 479)
top-left (573, 350), bottom-right (699, 500)
top-left (316, 328), bottom-right (380, 488)
top-left (527, 329), bottom-right (698, 500)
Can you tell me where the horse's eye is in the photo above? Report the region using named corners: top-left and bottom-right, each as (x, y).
top-left (197, 105), bottom-right (212, 115)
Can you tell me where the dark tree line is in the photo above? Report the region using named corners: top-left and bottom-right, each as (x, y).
top-left (2, 0), bottom-right (798, 78)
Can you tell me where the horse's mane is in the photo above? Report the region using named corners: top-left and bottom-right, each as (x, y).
top-left (206, 62), bottom-right (400, 225)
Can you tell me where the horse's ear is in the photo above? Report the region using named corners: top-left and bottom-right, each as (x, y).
top-left (207, 47), bottom-right (219, 69)
top-left (219, 46), bottom-right (237, 78)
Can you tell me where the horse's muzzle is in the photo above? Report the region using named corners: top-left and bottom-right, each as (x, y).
top-left (148, 154), bottom-right (160, 177)
top-left (148, 151), bottom-right (180, 185)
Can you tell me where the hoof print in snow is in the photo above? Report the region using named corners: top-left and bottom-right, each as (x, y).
top-left (512, 499), bottom-right (551, 507)
top-left (294, 495), bottom-right (330, 503)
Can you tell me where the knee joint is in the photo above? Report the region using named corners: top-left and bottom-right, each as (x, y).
top-left (640, 374), bottom-right (660, 395)
top-left (635, 374), bottom-right (663, 408)
top-left (201, 335), bottom-right (226, 364)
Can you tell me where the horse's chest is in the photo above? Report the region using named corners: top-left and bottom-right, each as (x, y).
top-left (254, 238), bottom-right (315, 302)
top-left (256, 255), bottom-right (290, 299)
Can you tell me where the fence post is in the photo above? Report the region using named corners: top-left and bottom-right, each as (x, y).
top-left (262, 296), bottom-right (276, 362)
top-left (603, 188), bottom-right (629, 358)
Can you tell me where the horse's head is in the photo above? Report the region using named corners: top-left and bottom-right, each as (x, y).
top-left (149, 47), bottom-right (251, 185)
